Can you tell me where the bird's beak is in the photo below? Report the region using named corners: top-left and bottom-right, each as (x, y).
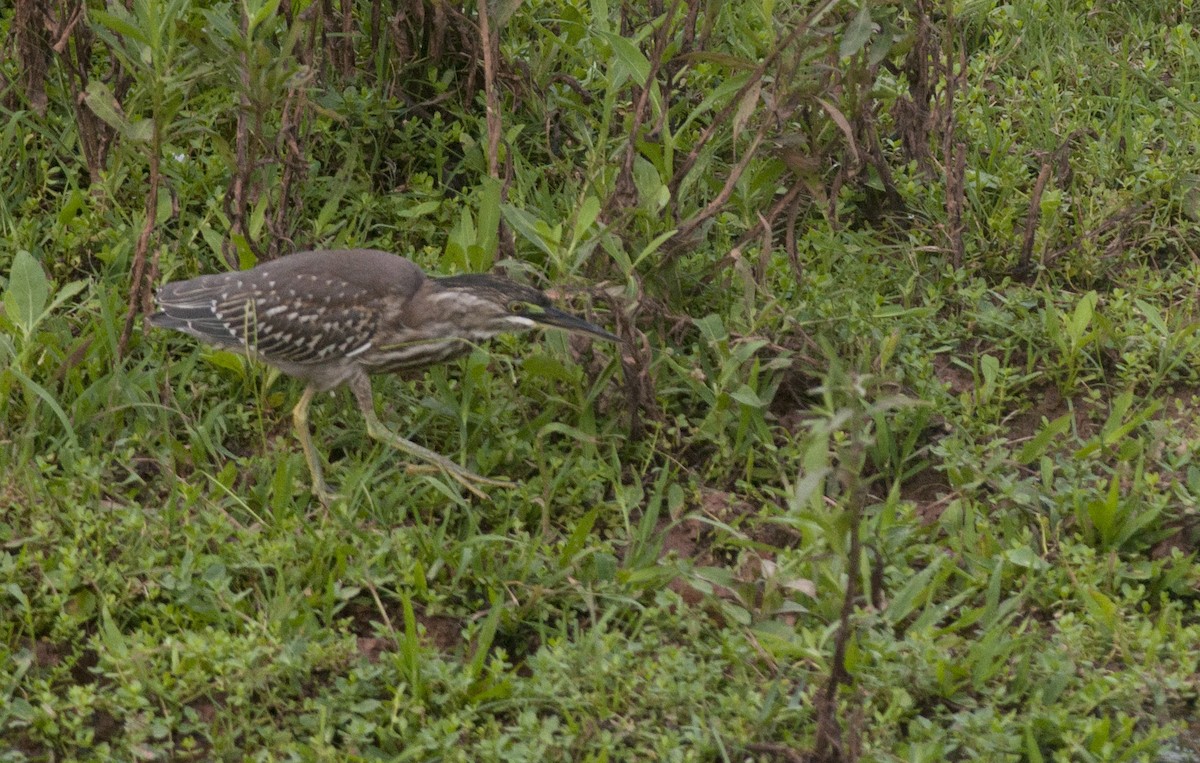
top-left (535, 306), bottom-right (621, 343)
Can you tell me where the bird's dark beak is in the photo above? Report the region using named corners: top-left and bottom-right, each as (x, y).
top-left (535, 306), bottom-right (621, 343)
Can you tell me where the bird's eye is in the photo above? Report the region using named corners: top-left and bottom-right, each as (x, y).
top-left (507, 301), bottom-right (525, 314)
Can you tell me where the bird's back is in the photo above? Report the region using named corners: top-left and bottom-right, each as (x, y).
top-left (151, 249), bottom-right (431, 388)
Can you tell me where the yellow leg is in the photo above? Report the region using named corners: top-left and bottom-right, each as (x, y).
top-left (349, 374), bottom-right (512, 499)
top-left (293, 384), bottom-right (340, 506)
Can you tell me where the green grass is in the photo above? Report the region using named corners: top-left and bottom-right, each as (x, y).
top-left (3, 0), bottom-right (1200, 760)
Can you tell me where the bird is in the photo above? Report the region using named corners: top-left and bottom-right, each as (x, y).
top-left (150, 248), bottom-right (620, 504)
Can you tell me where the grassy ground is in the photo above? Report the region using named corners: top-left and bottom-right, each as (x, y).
top-left (3, 0), bottom-right (1200, 760)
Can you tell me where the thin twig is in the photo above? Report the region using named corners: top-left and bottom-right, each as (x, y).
top-left (671, 124), bottom-right (768, 244)
top-left (118, 120), bottom-right (161, 357)
top-left (1018, 162), bottom-right (1052, 273)
top-left (813, 438), bottom-right (867, 763)
top-left (478, 0), bottom-right (501, 180)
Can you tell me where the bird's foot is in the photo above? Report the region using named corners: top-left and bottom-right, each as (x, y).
top-left (312, 481), bottom-right (343, 507)
top-left (404, 461), bottom-right (514, 500)
top-left (362, 419), bottom-right (514, 499)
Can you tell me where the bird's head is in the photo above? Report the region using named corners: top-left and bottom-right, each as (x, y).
top-left (432, 274), bottom-right (620, 343)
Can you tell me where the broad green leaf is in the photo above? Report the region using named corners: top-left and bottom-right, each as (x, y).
top-left (536, 422), bottom-right (597, 445)
top-left (1134, 298), bottom-right (1167, 335)
top-left (522, 353), bottom-right (574, 383)
top-left (589, 0), bottom-right (609, 33)
top-left (476, 178), bottom-right (501, 270)
top-left (315, 189), bottom-right (347, 234)
top-left (789, 466), bottom-right (830, 511)
top-left (89, 7), bottom-right (150, 45)
top-left (980, 354), bottom-right (999, 383)
top-left (9, 365), bottom-right (78, 447)
top-left (873, 304), bottom-right (935, 319)
top-left (676, 73), bottom-right (750, 135)
top-left (1086, 475), bottom-right (1121, 545)
top-left (45, 280), bottom-right (87, 317)
top-left (631, 229), bottom-right (677, 269)
top-left (490, 0), bottom-right (522, 28)
top-left (205, 349), bottom-right (249, 377)
top-left (573, 195), bottom-right (601, 244)
top-left (396, 200), bottom-right (441, 218)
top-left (126, 117), bottom-right (154, 143)
top-left (1015, 413), bottom-right (1071, 465)
top-left (446, 206), bottom-right (477, 271)
top-left (560, 508), bottom-right (599, 564)
top-left (729, 384), bottom-right (766, 408)
top-left (83, 80), bottom-right (133, 135)
top-left (98, 605), bottom-right (129, 659)
top-left (247, 0), bottom-right (282, 35)
top-left (1069, 291), bottom-right (1097, 340)
top-left (57, 189), bottom-right (85, 226)
top-left (600, 31), bottom-right (651, 83)
top-left (249, 194), bottom-right (268, 239)
top-left (4, 251), bottom-right (49, 339)
top-left (5, 583), bottom-right (29, 611)
top-left (840, 4), bottom-right (877, 59)
top-left (467, 597), bottom-right (502, 678)
top-left (884, 556), bottom-right (944, 624)
top-left (232, 235), bottom-right (256, 270)
top-left (632, 156), bottom-right (667, 211)
top-left (695, 313), bottom-right (726, 343)
top-left (1082, 588), bottom-right (1118, 632)
top-left (732, 80), bottom-right (761, 141)
top-left (501, 204), bottom-right (556, 257)
top-left (1004, 545), bottom-right (1048, 570)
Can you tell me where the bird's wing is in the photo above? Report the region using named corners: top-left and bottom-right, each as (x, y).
top-left (152, 272), bottom-right (378, 365)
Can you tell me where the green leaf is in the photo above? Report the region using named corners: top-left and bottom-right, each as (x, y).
top-left (840, 4), bottom-right (878, 59)
top-left (1068, 291), bottom-right (1097, 341)
top-left (729, 384), bottom-right (766, 408)
top-left (89, 7), bottom-right (150, 46)
top-left (126, 117), bottom-right (154, 143)
top-left (600, 31), bottom-right (651, 83)
top-left (589, 0), bottom-right (609, 33)
top-left (573, 195), bottom-right (601, 245)
top-left (1133, 298), bottom-right (1167, 335)
top-left (57, 189), bottom-right (85, 226)
top-left (4, 251), bottom-right (49, 339)
top-left (249, 194), bottom-right (268, 239)
top-left (560, 508), bottom-right (599, 565)
top-left (247, 0), bottom-right (282, 35)
top-left (980, 354), bottom-right (999, 388)
top-left (695, 313), bottom-right (726, 343)
top-left (1015, 413), bottom-right (1072, 465)
top-left (1085, 475), bottom-right (1121, 545)
top-left (8, 364), bottom-right (77, 446)
top-left (522, 353), bottom-right (574, 383)
top-left (83, 80), bottom-right (133, 135)
top-left (45, 280), bottom-right (87, 318)
top-left (631, 229), bottom-right (678, 269)
top-left (397, 200), bottom-right (441, 218)
top-left (632, 156), bottom-right (667, 212)
top-left (732, 80), bottom-right (761, 142)
top-left (788, 466), bottom-right (830, 512)
top-left (1004, 545), bottom-right (1048, 570)
top-left (205, 349), bottom-right (249, 378)
top-left (501, 204), bottom-right (557, 257)
top-left (884, 556), bottom-right (945, 624)
top-left (490, 0), bottom-right (523, 28)
top-left (1082, 588), bottom-right (1118, 633)
top-left (467, 596), bottom-right (503, 679)
top-left (476, 178), bottom-right (501, 270)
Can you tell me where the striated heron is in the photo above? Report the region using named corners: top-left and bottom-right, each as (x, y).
top-left (150, 249), bottom-right (619, 503)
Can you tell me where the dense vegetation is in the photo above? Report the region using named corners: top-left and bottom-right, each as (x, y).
top-left (3, 0), bottom-right (1200, 759)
